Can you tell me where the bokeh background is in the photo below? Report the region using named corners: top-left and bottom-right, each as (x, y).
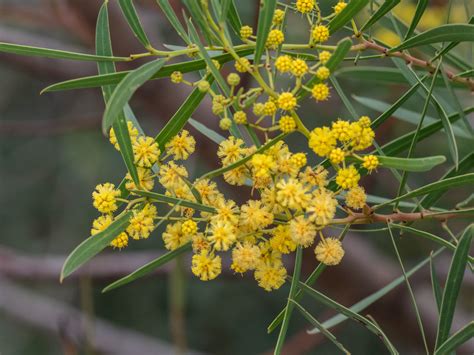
top-left (0, 0), bottom-right (472, 354)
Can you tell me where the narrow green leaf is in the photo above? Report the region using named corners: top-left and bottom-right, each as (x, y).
top-left (155, 76), bottom-right (213, 151)
top-left (131, 190), bottom-right (216, 213)
top-left (419, 153), bottom-right (474, 210)
top-left (297, 37), bottom-right (352, 99)
top-left (454, 69), bottom-right (474, 78)
top-left (96, 2), bottom-right (140, 187)
top-left (360, 0), bottom-right (400, 31)
top-left (435, 321), bottom-right (474, 355)
top-left (219, 0), bottom-right (232, 24)
top-left (199, 133), bottom-right (288, 181)
top-left (378, 155), bottom-right (446, 172)
top-left (274, 247), bottom-right (303, 355)
top-left (156, 0), bottom-right (190, 43)
top-left (328, 0), bottom-right (370, 34)
top-left (374, 174), bottom-right (474, 210)
top-left (435, 224), bottom-right (473, 348)
top-left (227, 0), bottom-right (243, 36)
top-left (102, 243), bottom-right (192, 292)
top-left (354, 95), bottom-right (471, 138)
top-left (42, 49), bottom-right (253, 93)
top-left (390, 24), bottom-right (474, 52)
top-left (188, 118), bottom-right (225, 144)
top-left (430, 253), bottom-right (443, 312)
top-left (60, 212), bottom-right (132, 282)
top-left (253, 0), bottom-right (277, 65)
top-left (182, 0), bottom-right (216, 44)
top-left (118, 0), bottom-right (151, 48)
top-left (309, 248), bottom-right (444, 335)
top-left (0, 42), bottom-right (128, 62)
top-left (102, 58), bottom-right (167, 133)
top-left (298, 281), bottom-right (398, 353)
top-left (404, 0), bottom-right (428, 39)
top-left (291, 300), bottom-right (350, 354)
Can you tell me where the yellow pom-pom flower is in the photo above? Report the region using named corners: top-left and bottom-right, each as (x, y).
top-left (296, 0), bottom-right (315, 13)
top-left (329, 147), bottom-right (345, 164)
top-left (240, 200), bottom-right (274, 232)
top-left (270, 225), bottom-right (296, 254)
top-left (308, 126), bottom-right (336, 157)
top-left (163, 221), bottom-right (190, 250)
top-left (92, 183), bottom-right (120, 213)
top-left (158, 161), bottom-right (188, 191)
top-left (253, 102), bottom-right (265, 116)
top-left (316, 66), bottom-right (330, 80)
top-left (208, 220), bottom-right (236, 251)
top-left (315, 238), bottom-right (344, 265)
top-left (290, 58), bottom-right (309, 77)
top-left (266, 29), bottom-right (285, 49)
top-left (319, 50), bottom-right (331, 64)
top-left (289, 216), bottom-right (316, 247)
top-left (312, 25), bottom-right (330, 43)
top-left (276, 178), bottom-right (310, 210)
top-left (311, 83), bottom-right (330, 101)
top-left (279, 115), bottom-right (297, 133)
top-left (363, 155), bottom-right (379, 172)
top-left (133, 136), bottom-right (160, 168)
top-left (277, 92), bottom-right (297, 111)
top-left (307, 188), bottom-right (338, 226)
top-left (290, 152), bottom-right (307, 169)
top-left (127, 204), bottom-right (157, 240)
top-left (170, 71), bottom-right (183, 83)
top-left (165, 129), bottom-right (195, 160)
top-left (272, 9), bottom-right (285, 25)
top-left (263, 100), bottom-right (278, 116)
top-left (346, 185), bottom-right (367, 210)
top-left (275, 55), bottom-right (293, 73)
top-left (231, 242), bottom-right (260, 273)
top-left (192, 251), bottom-right (222, 281)
top-left (235, 57), bottom-right (251, 73)
top-left (125, 167), bottom-right (155, 191)
top-left (331, 119), bottom-right (351, 142)
top-left (109, 121), bottom-right (138, 150)
top-left (333, 1), bottom-right (347, 14)
top-left (181, 219), bottom-right (198, 236)
top-left (254, 262), bottom-right (287, 291)
top-left (240, 25), bottom-right (253, 39)
top-left (217, 136), bottom-right (246, 165)
top-left (234, 111), bottom-right (247, 125)
top-left (358, 115), bottom-right (372, 128)
top-left (336, 165), bottom-right (361, 189)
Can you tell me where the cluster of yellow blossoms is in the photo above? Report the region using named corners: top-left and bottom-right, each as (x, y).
top-left (89, 1), bottom-right (383, 292)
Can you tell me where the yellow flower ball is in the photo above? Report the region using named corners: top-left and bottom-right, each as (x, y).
top-left (336, 165), bottom-right (360, 189)
top-left (272, 9), bottom-right (285, 25)
top-left (312, 25), bottom-right (330, 43)
top-left (319, 50), bottom-right (331, 64)
top-left (254, 262), bottom-right (287, 291)
top-left (240, 25), bottom-right (253, 39)
top-left (235, 57), bottom-right (251, 73)
top-left (311, 83), bottom-right (330, 101)
top-left (181, 219), bottom-right (198, 236)
top-left (316, 66), bottom-right (330, 80)
top-left (275, 55), bottom-right (293, 73)
top-left (277, 92), bottom-right (297, 111)
top-left (290, 58), bottom-right (309, 77)
top-left (234, 110), bottom-right (248, 125)
top-left (279, 115), bottom-right (297, 133)
top-left (345, 185), bottom-right (367, 210)
top-left (308, 126), bottom-right (336, 157)
top-left (333, 1), bottom-right (347, 14)
top-left (329, 148), bottom-right (345, 165)
top-left (362, 155), bottom-right (379, 172)
top-left (266, 29), bottom-right (285, 49)
top-left (170, 71), bottom-right (183, 83)
top-left (92, 183), bottom-right (120, 213)
top-left (296, 0), bottom-right (315, 13)
top-left (133, 136), bottom-right (160, 168)
top-left (315, 238), bottom-right (344, 265)
top-left (192, 251), bottom-right (222, 281)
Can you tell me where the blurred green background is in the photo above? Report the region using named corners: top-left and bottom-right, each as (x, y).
top-left (0, 0), bottom-right (472, 354)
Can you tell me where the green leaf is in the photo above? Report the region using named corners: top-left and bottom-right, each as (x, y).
top-left (156, 0), bottom-right (190, 43)
top-left (435, 224), bottom-right (473, 349)
top-left (118, 0), bottom-right (151, 48)
top-left (274, 247), bottom-right (303, 354)
top-left (390, 24), bottom-right (474, 52)
top-left (309, 248), bottom-right (443, 335)
top-left (60, 212), bottom-right (132, 282)
top-left (227, 0), bottom-right (243, 36)
top-left (354, 95), bottom-right (471, 138)
top-left (374, 174), bottom-right (474, 210)
top-left (182, 0), bottom-right (216, 45)
top-left (297, 281), bottom-right (398, 353)
top-left (188, 118), bottom-right (225, 144)
top-left (42, 49), bottom-right (253, 93)
top-left (131, 190), bottom-right (216, 213)
top-left (0, 42), bottom-right (128, 62)
top-left (253, 0), bottom-right (277, 66)
top-left (419, 153), bottom-right (474, 210)
top-left (404, 0), bottom-right (428, 40)
top-left (290, 300), bottom-right (350, 354)
top-left (454, 69), bottom-right (474, 78)
top-left (435, 321), bottom-right (474, 355)
top-left (96, 2), bottom-right (140, 188)
top-left (430, 253), bottom-right (443, 313)
top-left (297, 37), bottom-right (352, 100)
top-left (360, 0), bottom-right (400, 31)
top-left (155, 77), bottom-right (213, 151)
top-left (199, 133), bottom-right (288, 181)
top-left (102, 243), bottom-right (192, 292)
top-left (378, 155), bottom-right (446, 172)
top-left (102, 58), bottom-right (167, 133)
top-left (328, 0), bottom-right (370, 34)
